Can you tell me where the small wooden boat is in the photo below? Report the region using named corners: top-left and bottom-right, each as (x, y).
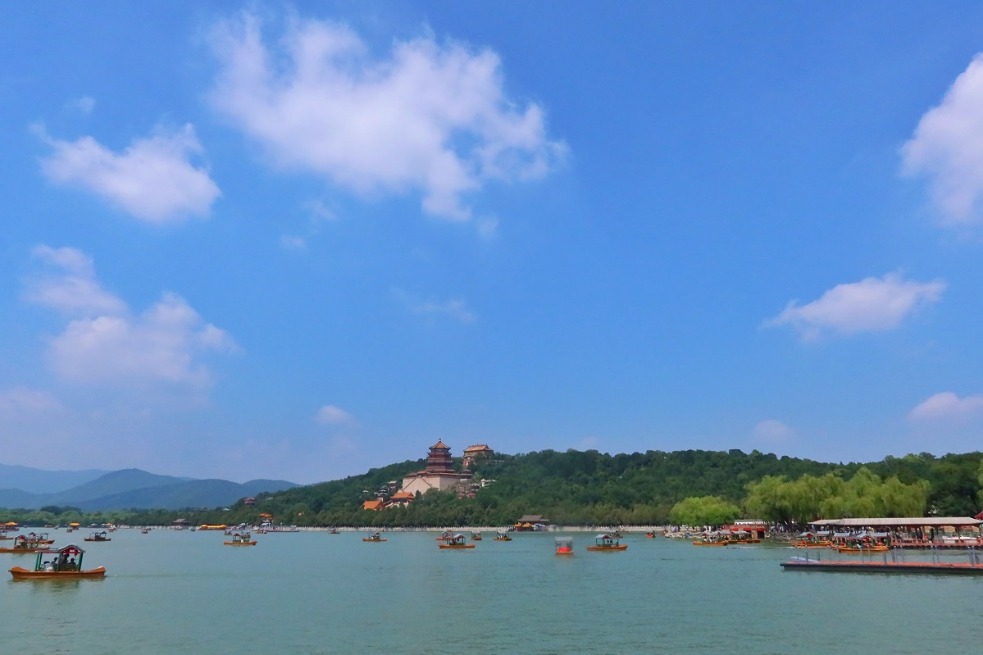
top-left (586, 534), bottom-right (628, 552)
top-left (793, 538), bottom-right (832, 549)
top-left (439, 534), bottom-right (475, 549)
top-left (223, 532), bottom-right (257, 546)
top-left (837, 543), bottom-right (890, 554)
top-left (24, 532), bottom-right (55, 545)
top-left (555, 536), bottom-right (574, 556)
top-left (362, 532), bottom-right (387, 542)
top-left (141, 528), bottom-right (151, 534)
top-left (84, 531), bottom-right (111, 542)
top-left (0, 535), bottom-right (47, 553)
top-left (644, 531), bottom-right (657, 539)
top-left (9, 544), bottom-right (105, 580)
top-left (437, 530), bottom-right (454, 541)
top-left (693, 531), bottom-right (730, 546)
top-left (493, 531), bottom-right (512, 541)
top-left (471, 532), bottom-right (482, 541)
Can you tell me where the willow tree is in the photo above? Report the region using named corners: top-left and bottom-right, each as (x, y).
top-left (669, 495), bottom-right (741, 527)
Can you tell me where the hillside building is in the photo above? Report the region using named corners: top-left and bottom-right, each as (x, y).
top-left (400, 439), bottom-right (474, 497)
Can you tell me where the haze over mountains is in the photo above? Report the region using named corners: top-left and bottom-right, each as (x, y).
top-left (0, 463), bottom-right (298, 511)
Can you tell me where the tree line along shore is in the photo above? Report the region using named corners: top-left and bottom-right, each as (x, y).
top-left (2, 449), bottom-right (980, 530)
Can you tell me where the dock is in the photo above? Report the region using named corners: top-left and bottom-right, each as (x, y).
top-left (781, 549), bottom-right (983, 575)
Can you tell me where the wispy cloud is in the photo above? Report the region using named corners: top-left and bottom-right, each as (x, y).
top-left (909, 391), bottom-right (983, 421)
top-left (36, 123), bottom-right (221, 224)
top-left (0, 387), bottom-right (61, 416)
top-left (902, 53), bottom-right (983, 227)
top-left (315, 404), bottom-right (355, 425)
top-left (208, 12), bottom-right (566, 221)
top-left (752, 419), bottom-right (792, 443)
top-left (764, 272), bottom-right (945, 340)
top-left (413, 297), bottom-right (476, 324)
top-left (279, 199), bottom-right (339, 251)
top-left (68, 96), bottom-right (96, 115)
top-left (26, 245), bottom-right (236, 393)
top-left (25, 245), bottom-right (126, 316)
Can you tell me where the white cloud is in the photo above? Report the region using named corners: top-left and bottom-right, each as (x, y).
top-left (752, 419), bottom-right (792, 443)
top-left (47, 293), bottom-right (236, 390)
top-left (764, 272), bottom-right (945, 340)
top-left (316, 404), bottom-right (355, 425)
top-left (37, 123), bottom-right (221, 224)
top-left (69, 96), bottom-right (96, 115)
top-left (25, 246), bottom-right (236, 393)
top-left (25, 245), bottom-right (127, 316)
top-left (909, 391), bottom-right (983, 421)
top-left (902, 54), bottom-right (983, 226)
top-left (208, 13), bottom-right (565, 220)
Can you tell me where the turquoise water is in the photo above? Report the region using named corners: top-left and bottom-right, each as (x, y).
top-left (4, 530), bottom-right (983, 654)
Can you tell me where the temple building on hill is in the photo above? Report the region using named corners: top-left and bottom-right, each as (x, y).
top-left (462, 444), bottom-right (494, 468)
top-left (401, 439), bottom-right (474, 497)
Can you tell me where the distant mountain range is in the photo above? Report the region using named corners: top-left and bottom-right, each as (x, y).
top-left (0, 464), bottom-right (299, 511)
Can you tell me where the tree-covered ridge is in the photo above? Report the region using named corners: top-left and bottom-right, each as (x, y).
top-left (2, 449), bottom-right (981, 528)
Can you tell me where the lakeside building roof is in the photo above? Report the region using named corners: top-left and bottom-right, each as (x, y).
top-left (811, 517), bottom-right (982, 528)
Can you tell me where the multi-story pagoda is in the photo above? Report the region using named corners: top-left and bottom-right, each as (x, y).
top-left (401, 439), bottom-right (473, 497)
top-left (425, 439), bottom-right (455, 473)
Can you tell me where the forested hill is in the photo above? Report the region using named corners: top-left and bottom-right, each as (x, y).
top-left (164, 448), bottom-right (982, 528)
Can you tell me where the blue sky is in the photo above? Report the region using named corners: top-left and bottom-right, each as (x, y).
top-left (3, 2), bottom-right (983, 484)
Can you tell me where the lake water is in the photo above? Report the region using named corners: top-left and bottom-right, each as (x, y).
top-left (4, 529), bottom-right (983, 654)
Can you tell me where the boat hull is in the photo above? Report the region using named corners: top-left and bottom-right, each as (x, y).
top-left (438, 544), bottom-right (475, 549)
top-left (586, 545), bottom-right (628, 551)
top-left (9, 566), bottom-right (106, 580)
top-left (223, 541), bottom-right (257, 546)
top-left (781, 560), bottom-right (983, 575)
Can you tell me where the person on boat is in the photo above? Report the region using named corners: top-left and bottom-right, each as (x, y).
top-left (66, 556), bottom-right (77, 570)
top-left (43, 560), bottom-right (54, 572)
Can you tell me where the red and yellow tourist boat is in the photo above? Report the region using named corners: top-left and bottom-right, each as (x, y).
top-left (362, 532), bottom-right (387, 542)
top-left (837, 543), bottom-right (890, 554)
top-left (692, 532), bottom-right (730, 546)
top-left (9, 544), bottom-right (106, 580)
top-left (835, 533), bottom-right (891, 554)
top-left (792, 531), bottom-right (833, 549)
top-left (223, 532), bottom-right (257, 546)
top-left (0, 534), bottom-right (47, 553)
top-left (586, 534), bottom-right (628, 552)
top-left (439, 534), bottom-right (475, 549)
